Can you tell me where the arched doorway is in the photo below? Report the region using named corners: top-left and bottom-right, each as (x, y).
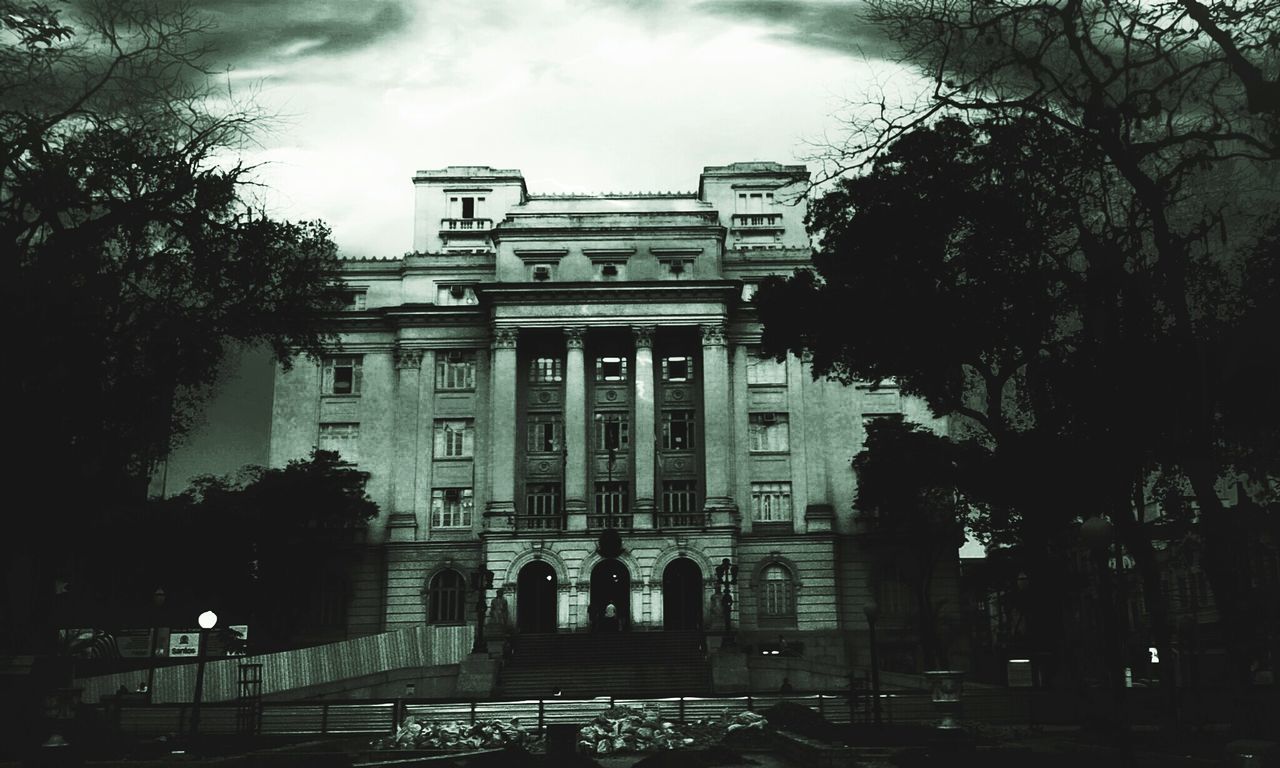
top-left (662, 558), bottom-right (703, 631)
top-left (590, 559), bottom-right (630, 631)
top-left (516, 560), bottom-right (557, 633)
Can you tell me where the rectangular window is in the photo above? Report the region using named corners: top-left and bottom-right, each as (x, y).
top-left (434, 419), bottom-right (475, 458)
top-left (592, 482), bottom-right (630, 529)
top-left (318, 423), bottom-right (359, 463)
top-left (436, 284), bottom-right (477, 305)
top-left (751, 481), bottom-right (793, 522)
top-left (661, 356), bottom-right (694, 382)
top-left (431, 488), bottom-right (473, 528)
top-left (436, 351), bottom-right (476, 390)
top-left (596, 412), bottom-right (630, 452)
top-left (322, 355), bottom-right (362, 395)
top-left (746, 352), bottom-right (786, 385)
top-left (527, 415), bottom-right (563, 453)
top-left (522, 483), bottom-right (562, 530)
top-left (529, 356), bottom-right (564, 383)
top-left (660, 480), bottom-right (699, 527)
top-left (661, 410), bottom-right (696, 451)
top-left (595, 356), bottom-right (628, 382)
top-left (341, 289), bottom-right (367, 311)
top-left (748, 413), bottom-right (790, 452)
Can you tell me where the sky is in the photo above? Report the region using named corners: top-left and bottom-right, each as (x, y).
top-left (155, 0), bottom-right (916, 258)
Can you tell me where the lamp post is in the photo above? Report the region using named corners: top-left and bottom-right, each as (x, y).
top-left (190, 610), bottom-right (217, 739)
top-left (471, 567), bottom-right (494, 654)
top-left (714, 558), bottom-right (738, 649)
top-left (864, 602), bottom-right (882, 725)
top-left (1081, 515), bottom-right (1119, 688)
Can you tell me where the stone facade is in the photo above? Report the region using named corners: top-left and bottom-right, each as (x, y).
top-left (268, 162), bottom-right (961, 673)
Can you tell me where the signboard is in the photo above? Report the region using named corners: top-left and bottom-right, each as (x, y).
top-left (207, 625), bottom-right (249, 657)
top-left (1007, 659), bottom-right (1034, 688)
top-left (168, 630), bottom-right (200, 658)
top-left (115, 629), bottom-right (154, 659)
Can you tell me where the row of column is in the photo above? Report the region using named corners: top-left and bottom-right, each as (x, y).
top-left (486, 322), bottom-right (736, 531)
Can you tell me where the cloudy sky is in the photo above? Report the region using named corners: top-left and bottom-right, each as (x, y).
top-left (169, 0), bottom-right (912, 258)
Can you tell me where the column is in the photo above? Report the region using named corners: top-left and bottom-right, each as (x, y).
top-left (800, 351), bottom-right (834, 533)
top-left (486, 325), bottom-right (518, 531)
top-left (731, 343), bottom-right (752, 534)
top-left (389, 347), bottom-right (423, 543)
top-left (413, 350), bottom-right (436, 539)
top-left (701, 322), bottom-right (737, 525)
top-left (632, 325), bottom-right (657, 529)
top-left (564, 327), bottom-right (588, 531)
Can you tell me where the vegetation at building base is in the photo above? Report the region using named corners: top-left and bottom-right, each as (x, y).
top-left (755, 0), bottom-right (1280, 734)
top-left (1, 0), bottom-right (351, 654)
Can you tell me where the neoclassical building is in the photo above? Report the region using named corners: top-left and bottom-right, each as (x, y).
top-left (267, 162), bottom-right (957, 673)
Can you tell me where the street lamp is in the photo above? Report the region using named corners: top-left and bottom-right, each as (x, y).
top-left (863, 602), bottom-right (882, 725)
top-left (190, 610), bottom-right (217, 739)
top-left (714, 558), bottom-right (738, 649)
top-left (471, 567), bottom-right (494, 654)
top-left (1080, 515), bottom-right (1119, 688)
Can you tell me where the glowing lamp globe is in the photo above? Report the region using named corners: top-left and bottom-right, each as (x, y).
top-left (197, 611), bottom-right (218, 630)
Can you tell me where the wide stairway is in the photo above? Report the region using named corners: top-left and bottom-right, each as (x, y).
top-left (496, 631), bottom-right (714, 699)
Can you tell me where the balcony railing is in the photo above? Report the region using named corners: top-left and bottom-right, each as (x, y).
top-left (587, 514), bottom-right (632, 530)
top-left (658, 512), bottom-right (707, 529)
top-left (439, 218), bottom-right (493, 232)
top-left (515, 514), bottom-right (564, 531)
top-left (730, 213), bottom-right (783, 230)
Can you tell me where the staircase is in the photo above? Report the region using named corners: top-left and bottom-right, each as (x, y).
top-left (497, 631), bottom-right (714, 699)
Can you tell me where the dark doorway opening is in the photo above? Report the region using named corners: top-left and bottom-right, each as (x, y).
top-left (516, 560), bottom-right (557, 633)
top-left (590, 559), bottom-right (630, 631)
top-left (662, 558), bottom-right (703, 631)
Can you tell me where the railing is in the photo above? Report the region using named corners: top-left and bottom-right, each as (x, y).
top-left (515, 514), bottom-right (565, 531)
top-left (440, 218), bottom-right (493, 232)
top-left (587, 514), bottom-right (632, 530)
top-left (731, 213), bottom-right (783, 229)
top-left (658, 512), bottom-right (707, 529)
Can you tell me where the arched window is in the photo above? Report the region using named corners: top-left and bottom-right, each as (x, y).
top-left (760, 564), bottom-right (795, 622)
top-left (427, 569), bottom-right (466, 624)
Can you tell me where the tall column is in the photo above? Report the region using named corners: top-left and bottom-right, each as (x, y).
top-left (486, 325), bottom-right (518, 531)
top-left (413, 350), bottom-right (436, 539)
top-left (389, 348), bottom-right (423, 543)
top-left (632, 325), bottom-right (657, 529)
top-left (731, 343), bottom-right (752, 534)
top-left (701, 322), bottom-right (737, 525)
top-left (564, 327), bottom-right (588, 531)
top-left (800, 351), bottom-right (834, 533)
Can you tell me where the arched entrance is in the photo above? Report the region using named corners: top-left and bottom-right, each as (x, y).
top-left (590, 559), bottom-right (630, 631)
top-left (662, 558), bottom-right (703, 631)
top-left (516, 560), bottom-right (557, 633)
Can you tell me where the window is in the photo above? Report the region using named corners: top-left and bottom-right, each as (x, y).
top-left (530, 356), bottom-right (563, 383)
top-left (436, 351), bottom-right (476, 390)
top-left (659, 258), bottom-right (692, 276)
top-left (751, 481), bottom-right (793, 522)
top-left (596, 356), bottom-right (628, 382)
top-left (531, 263), bottom-right (553, 281)
top-left (748, 413), bottom-right (790, 452)
top-left (427, 569), bottom-right (466, 624)
top-left (436, 284), bottom-right (477, 305)
top-left (877, 566), bottom-right (912, 616)
top-left (592, 482), bottom-right (630, 528)
top-left (341, 289), bottom-right (367, 311)
top-left (430, 488), bottom-right (473, 528)
top-left (661, 356), bottom-right (693, 382)
top-left (760, 564), bottom-right (795, 619)
top-left (434, 419), bottom-right (475, 458)
top-left (449, 195), bottom-right (485, 220)
top-left (322, 355), bottom-right (362, 395)
top-left (598, 261), bottom-right (623, 278)
top-left (746, 352), bottom-right (786, 385)
top-left (527, 415), bottom-right (563, 453)
top-left (736, 191), bottom-right (773, 214)
top-left (741, 283), bottom-right (759, 302)
top-left (661, 480), bottom-right (699, 527)
top-left (318, 423), bottom-right (359, 463)
top-left (523, 483), bottom-right (562, 529)
top-left (596, 412), bottom-right (630, 452)
top-left (661, 410), bottom-right (696, 451)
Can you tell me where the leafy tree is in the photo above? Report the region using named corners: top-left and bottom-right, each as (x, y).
top-left (1, 0), bottom-right (347, 652)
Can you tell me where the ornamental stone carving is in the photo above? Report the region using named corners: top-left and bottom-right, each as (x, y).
top-left (394, 348), bottom-right (424, 370)
top-left (631, 325), bottom-right (656, 349)
top-left (564, 327), bottom-right (586, 349)
top-left (700, 323), bottom-right (726, 346)
top-left (492, 325), bottom-right (519, 348)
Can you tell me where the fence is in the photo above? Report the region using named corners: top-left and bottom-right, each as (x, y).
top-left (75, 625), bottom-right (473, 705)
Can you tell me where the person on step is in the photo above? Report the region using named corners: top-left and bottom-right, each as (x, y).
top-left (603, 602), bottom-right (619, 632)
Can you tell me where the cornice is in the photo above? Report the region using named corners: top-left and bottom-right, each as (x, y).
top-left (492, 224), bottom-right (726, 243)
top-left (475, 280), bottom-right (739, 306)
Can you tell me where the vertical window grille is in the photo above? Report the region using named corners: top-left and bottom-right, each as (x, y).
top-left (660, 480), bottom-right (699, 527)
top-left (596, 413), bottom-right (630, 451)
top-left (748, 413), bottom-right (790, 452)
top-left (592, 482), bottom-right (630, 529)
top-left (427, 569), bottom-right (466, 623)
top-left (760, 564), bottom-right (795, 618)
top-left (595, 356), bottom-right (628, 382)
top-left (529, 356), bottom-right (563, 383)
top-left (322, 355), bottom-right (363, 395)
top-left (526, 415), bottom-right (563, 453)
top-left (430, 488), bottom-right (473, 528)
top-left (436, 351), bottom-right (476, 390)
top-left (661, 410), bottom-right (696, 451)
top-left (661, 356), bottom-right (694, 381)
top-left (522, 483), bottom-right (562, 530)
top-left (751, 481), bottom-right (793, 522)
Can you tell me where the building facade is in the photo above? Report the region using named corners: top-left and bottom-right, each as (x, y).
top-left (267, 162), bottom-right (958, 673)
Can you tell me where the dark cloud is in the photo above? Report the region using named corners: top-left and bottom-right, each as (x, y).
top-left (695, 0), bottom-right (899, 61)
top-left (68, 0), bottom-right (412, 68)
